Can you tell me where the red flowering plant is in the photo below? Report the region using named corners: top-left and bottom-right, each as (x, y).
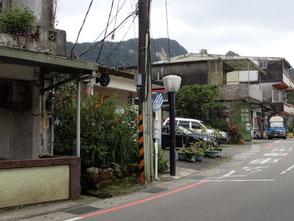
top-left (226, 122), bottom-right (244, 144)
top-left (54, 84), bottom-right (139, 170)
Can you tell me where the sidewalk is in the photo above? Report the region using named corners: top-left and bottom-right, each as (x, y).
top-left (0, 140), bottom-right (263, 221)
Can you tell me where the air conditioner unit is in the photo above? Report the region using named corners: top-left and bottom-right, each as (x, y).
top-left (258, 60), bottom-right (268, 69)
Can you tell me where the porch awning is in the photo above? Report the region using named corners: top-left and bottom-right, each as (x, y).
top-left (222, 58), bottom-right (266, 75)
top-left (0, 46), bottom-right (99, 75)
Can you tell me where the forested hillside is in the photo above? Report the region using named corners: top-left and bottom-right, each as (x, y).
top-left (66, 38), bottom-right (187, 68)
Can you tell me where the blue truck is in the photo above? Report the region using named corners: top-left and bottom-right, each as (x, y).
top-left (267, 116), bottom-right (287, 139)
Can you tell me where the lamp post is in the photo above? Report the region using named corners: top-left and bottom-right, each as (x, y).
top-left (163, 75), bottom-right (182, 176)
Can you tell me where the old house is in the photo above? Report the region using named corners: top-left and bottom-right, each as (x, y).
top-left (0, 0), bottom-right (100, 208)
top-left (151, 51), bottom-right (269, 140)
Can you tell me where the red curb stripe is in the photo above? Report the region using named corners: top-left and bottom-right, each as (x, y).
top-left (266, 141), bottom-right (276, 149)
top-left (81, 181), bottom-right (207, 218)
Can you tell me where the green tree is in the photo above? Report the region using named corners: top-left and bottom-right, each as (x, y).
top-left (287, 91), bottom-right (294, 105)
top-left (176, 84), bottom-right (223, 121)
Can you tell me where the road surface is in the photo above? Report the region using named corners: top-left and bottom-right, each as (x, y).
top-left (22, 139), bottom-right (294, 221)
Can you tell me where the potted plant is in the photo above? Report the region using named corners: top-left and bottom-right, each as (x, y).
top-left (205, 146), bottom-right (218, 158)
top-left (178, 146), bottom-right (187, 161)
top-left (215, 147), bottom-right (223, 157)
top-left (196, 148), bottom-right (205, 161)
top-left (185, 144), bottom-right (198, 162)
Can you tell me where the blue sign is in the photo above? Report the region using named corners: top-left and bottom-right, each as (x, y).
top-left (152, 93), bottom-right (163, 111)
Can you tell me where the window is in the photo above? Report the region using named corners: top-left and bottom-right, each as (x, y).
top-left (178, 121), bottom-right (190, 128)
top-left (258, 60), bottom-right (268, 69)
top-left (191, 122), bottom-right (201, 129)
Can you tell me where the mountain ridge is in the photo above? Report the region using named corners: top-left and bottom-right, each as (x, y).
top-left (66, 38), bottom-right (188, 68)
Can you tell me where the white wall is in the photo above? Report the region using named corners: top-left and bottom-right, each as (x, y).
top-left (239, 70), bottom-right (258, 82)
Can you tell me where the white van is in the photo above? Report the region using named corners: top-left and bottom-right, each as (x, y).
top-left (163, 117), bottom-right (229, 144)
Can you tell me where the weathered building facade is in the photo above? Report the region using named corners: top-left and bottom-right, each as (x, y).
top-left (151, 52), bottom-right (267, 140)
top-left (150, 51), bottom-right (294, 139)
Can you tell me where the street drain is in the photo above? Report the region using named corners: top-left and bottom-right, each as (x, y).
top-left (143, 187), bottom-right (167, 194)
top-left (64, 206), bottom-right (101, 215)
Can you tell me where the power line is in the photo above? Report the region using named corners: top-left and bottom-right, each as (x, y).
top-left (165, 0), bottom-right (171, 60)
top-left (79, 0), bottom-right (128, 56)
top-left (96, 0), bottom-right (115, 63)
top-left (100, 15), bottom-right (137, 65)
top-left (70, 0), bottom-right (94, 58)
top-left (78, 12), bottom-right (136, 57)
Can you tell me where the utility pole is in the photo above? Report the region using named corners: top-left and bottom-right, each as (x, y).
top-left (138, 0), bottom-right (153, 183)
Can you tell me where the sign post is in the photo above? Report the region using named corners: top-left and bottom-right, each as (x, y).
top-left (152, 93), bottom-right (163, 180)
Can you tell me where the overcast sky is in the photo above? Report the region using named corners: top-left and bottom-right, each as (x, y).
top-left (58, 0), bottom-right (294, 66)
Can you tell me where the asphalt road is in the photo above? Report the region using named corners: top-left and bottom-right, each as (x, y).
top-left (19, 139), bottom-right (294, 221)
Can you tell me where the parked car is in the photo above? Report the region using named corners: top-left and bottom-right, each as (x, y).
top-left (161, 125), bottom-right (215, 149)
top-left (163, 117), bottom-right (229, 144)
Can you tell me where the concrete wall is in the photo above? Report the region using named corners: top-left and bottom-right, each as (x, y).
top-left (249, 84), bottom-right (263, 102)
top-left (151, 61), bottom-right (209, 86)
top-left (220, 84), bottom-right (249, 100)
top-left (6, 1), bottom-right (66, 56)
top-left (207, 61), bottom-right (223, 85)
top-left (12, 0), bottom-right (54, 28)
top-left (261, 82), bottom-right (276, 103)
top-left (0, 81), bottom-right (41, 160)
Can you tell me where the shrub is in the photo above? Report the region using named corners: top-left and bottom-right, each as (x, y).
top-left (226, 122), bottom-right (245, 144)
top-left (0, 6), bottom-right (37, 35)
top-left (54, 84), bottom-right (139, 170)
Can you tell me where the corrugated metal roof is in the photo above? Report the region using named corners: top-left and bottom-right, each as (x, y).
top-left (221, 58), bottom-right (266, 75)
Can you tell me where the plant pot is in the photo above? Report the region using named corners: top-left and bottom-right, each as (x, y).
top-left (205, 151), bottom-right (218, 158)
top-left (196, 153), bottom-right (204, 161)
top-left (238, 138), bottom-right (245, 144)
top-left (185, 153), bottom-right (196, 162)
top-left (178, 152), bottom-right (187, 161)
top-left (215, 148), bottom-right (223, 157)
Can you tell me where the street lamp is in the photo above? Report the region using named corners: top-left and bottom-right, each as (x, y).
top-left (163, 75), bottom-right (182, 176)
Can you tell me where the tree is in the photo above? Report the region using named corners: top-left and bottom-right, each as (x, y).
top-left (176, 84), bottom-right (223, 121)
top-left (287, 91), bottom-right (294, 105)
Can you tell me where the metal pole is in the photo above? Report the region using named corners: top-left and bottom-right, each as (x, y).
top-left (50, 78), bottom-right (55, 156)
top-left (76, 79), bottom-right (81, 157)
top-left (154, 110), bottom-right (159, 180)
top-left (169, 92), bottom-right (176, 176)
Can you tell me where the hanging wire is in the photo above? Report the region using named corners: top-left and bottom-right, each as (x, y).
top-left (164, 0), bottom-right (172, 77)
top-left (78, 12), bottom-right (136, 57)
top-left (165, 0), bottom-right (171, 60)
top-left (96, 0), bottom-right (115, 63)
top-left (100, 15), bottom-right (137, 64)
top-left (70, 0), bottom-right (94, 58)
top-left (108, 0), bottom-right (121, 54)
top-left (78, 0), bottom-right (128, 56)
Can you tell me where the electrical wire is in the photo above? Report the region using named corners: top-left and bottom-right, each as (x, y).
top-left (78, 12), bottom-right (136, 57)
top-left (165, 0), bottom-right (171, 60)
top-left (108, 0), bottom-right (122, 54)
top-left (100, 15), bottom-right (137, 64)
top-left (96, 0), bottom-right (115, 63)
top-left (78, 0), bottom-right (128, 56)
top-left (70, 0), bottom-right (94, 58)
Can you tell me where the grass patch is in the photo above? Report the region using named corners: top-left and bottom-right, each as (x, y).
top-left (86, 175), bottom-right (145, 199)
